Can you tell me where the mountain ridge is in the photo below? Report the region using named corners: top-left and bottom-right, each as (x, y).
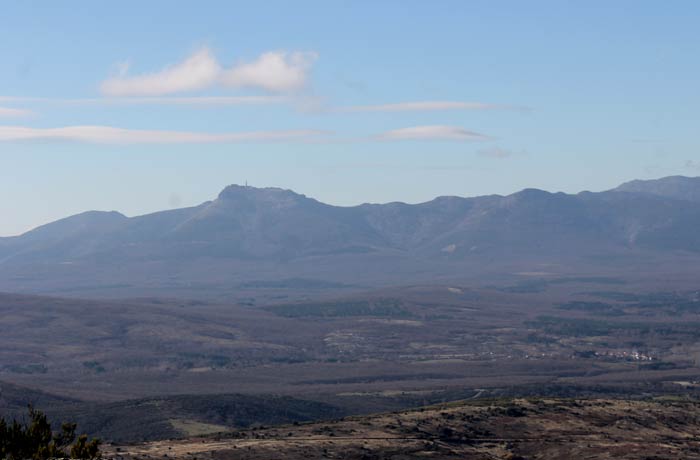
top-left (2, 175), bottom-right (700, 298)
top-left (12, 175), bottom-right (700, 240)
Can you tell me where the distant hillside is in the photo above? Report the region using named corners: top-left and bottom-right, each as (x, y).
top-left (0, 381), bottom-right (344, 443)
top-left (56, 393), bottom-right (344, 443)
top-left (2, 177), bottom-right (700, 297)
top-left (0, 381), bottom-right (78, 415)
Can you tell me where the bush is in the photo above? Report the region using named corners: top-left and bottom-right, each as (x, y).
top-left (0, 406), bottom-right (100, 459)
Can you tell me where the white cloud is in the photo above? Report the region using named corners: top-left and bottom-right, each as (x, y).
top-left (378, 125), bottom-right (490, 141)
top-left (221, 51), bottom-right (317, 92)
top-left (340, 101), bottom-right (500, 112)
top-left (100, 48), bottom-right (221, 96)
top-left (0, 126), bottom-right (328, 144)
top-left (0, 107), bottom-right (33, 118)
top-left (99, 48), bottom-right (317, 96)
top-left (102, 96), bottom-right (287, 105)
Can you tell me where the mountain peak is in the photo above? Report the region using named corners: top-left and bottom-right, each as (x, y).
top-left (213, 185), bottom-right (318, 213)
top-left (217, 184), bottom-right (308, 202)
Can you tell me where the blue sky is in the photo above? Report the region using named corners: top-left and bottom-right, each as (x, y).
top-left (1, 1), bottom-right (699, 235)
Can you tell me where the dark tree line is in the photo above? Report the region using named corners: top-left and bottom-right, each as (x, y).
top-left (0, 406), bottom-right (100, 459)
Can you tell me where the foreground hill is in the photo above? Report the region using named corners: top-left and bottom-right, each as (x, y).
top-left (107, 397), bottom-right (700, 460)
top-left (3, 176), bottom-right (700, 298)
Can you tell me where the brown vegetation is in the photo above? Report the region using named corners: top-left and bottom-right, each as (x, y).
top-left (106, 398), bottom-right (700, 459)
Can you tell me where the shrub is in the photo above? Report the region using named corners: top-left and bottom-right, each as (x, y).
top-left (0, 406), bottom-right (100, 459)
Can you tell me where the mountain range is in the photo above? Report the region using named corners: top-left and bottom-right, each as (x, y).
top-left (2, 175), bottom-right (700, 298)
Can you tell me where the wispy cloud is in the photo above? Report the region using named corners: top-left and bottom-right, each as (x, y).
top-left (0, 107), bottom-right (33, 118)
top-left (339, 101), bottom-right (503, 113)
top-left (326, 162), bottom-right (473, 171)
top-left (0, 96), bottom-right (286, 106)
top-left (0, 126), bottom-right (329, 144)
top-left (100, 48), bottom-right (317, 96)
top-left (102, 96), bottom-right (287, 106)
top-left (378, 125), bottom-right (491, 141)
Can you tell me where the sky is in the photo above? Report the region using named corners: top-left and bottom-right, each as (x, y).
top-left (1, 1), bottom-right (699, 236)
